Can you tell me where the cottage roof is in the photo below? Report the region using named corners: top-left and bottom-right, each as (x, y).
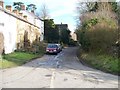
top-left (0, 7), bottom-right (40, 29)
top-left (20, 10), bottom-right (43, 21)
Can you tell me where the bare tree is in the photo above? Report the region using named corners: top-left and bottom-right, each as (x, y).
top-left (39, 3), bottom-right (50, 20)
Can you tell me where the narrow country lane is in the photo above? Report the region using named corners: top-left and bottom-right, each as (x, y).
top-left (0, 47), bottom-right (119, 88)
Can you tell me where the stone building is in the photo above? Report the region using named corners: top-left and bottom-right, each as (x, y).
top-left (0, 0), bottom-right (44, 54)
top-left (71, 32), bottom-right (77, 41)
top-left (55, 23), bottom-right (68, 31)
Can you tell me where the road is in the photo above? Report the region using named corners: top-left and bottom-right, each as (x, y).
top-left (0, 47), bottom-right (119, 88)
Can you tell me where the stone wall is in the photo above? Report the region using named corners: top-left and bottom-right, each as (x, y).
top-left (16, 18), bottom-right (40, 52)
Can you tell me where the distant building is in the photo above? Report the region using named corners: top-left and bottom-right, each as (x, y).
top-left (71, 32), bottom-right (77, 41)
top-left (55, 23), bottom-right (69, 38)
top-left (55, 23), bottom-right (68, 31)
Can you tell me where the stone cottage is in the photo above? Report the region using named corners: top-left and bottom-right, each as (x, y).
top-left (0, 0), bottom-right (44, 54)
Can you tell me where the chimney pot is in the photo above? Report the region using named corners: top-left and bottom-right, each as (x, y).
top-left (13, 9), bottom-right (19, 15)
top-left (19, 12), bottom-right (23, 17)
top-left (20, 4), bottom-right (25, 10)
top-left (6, 5), bottom-right (12, 12)
top-left (31, 10), bottom-right (34, 14)
top-left (23, 15), bottom-right (27, 20)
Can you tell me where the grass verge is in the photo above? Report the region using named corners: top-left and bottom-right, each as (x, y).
top-left (77, 49), bottom-right (120, 75)
top-left (0, 51), bottom-right (44, 69)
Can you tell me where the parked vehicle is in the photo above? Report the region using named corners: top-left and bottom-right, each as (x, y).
top-left (56, 44), bottom-right (62, 52)
top-left (46, 44), bottom-right (59, 54)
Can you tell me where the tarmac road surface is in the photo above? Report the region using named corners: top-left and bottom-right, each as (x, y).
top-left (0, 47), bottom-right (119, 88)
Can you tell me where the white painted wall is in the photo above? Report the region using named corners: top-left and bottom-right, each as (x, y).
top-left (0, 10), bottom-right (4, 32)
top-left (0, 9), bottom-right (44, 54)
top-left (35, 18), bottom-right (44, 41)
top-left (0, 10), bottom-right (17, 54)
top-left (40, 20), bottom-right (44, 41)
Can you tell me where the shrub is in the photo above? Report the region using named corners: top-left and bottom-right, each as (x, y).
top-left (85, 26), bottom-right (118, 54)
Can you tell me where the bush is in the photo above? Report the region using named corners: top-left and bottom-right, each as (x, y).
top-left (85, 27), bottom-right (118, 54)
top-left (77, 18), bottom-right (118, 56)
top-left (16, 40), bottom-right (47, 55)
top-left (31, 41), bottom-right (47, 54)
top-left (80, 52), bottom-right (120, 75)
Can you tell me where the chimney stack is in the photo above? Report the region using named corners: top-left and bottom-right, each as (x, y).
top-left (20, 4), bottom-right (25, 10)
top-left (31, 10), bottom-right (34, 14)
top-left (13, 9), bottom-right (19, 15)
top-left (6, 5), bottom-right (12, 12)
top-left (19, 12), bottom-right (23, 17)
top-left (0, 0), bottom-right (4, 8)
top-left (23, 15), bottom-right (27, 20)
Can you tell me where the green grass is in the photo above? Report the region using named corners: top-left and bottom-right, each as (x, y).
top-left (0, 51), bottom-right (44, 69)
top-left (78, 52), bottom-right (120, 75)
